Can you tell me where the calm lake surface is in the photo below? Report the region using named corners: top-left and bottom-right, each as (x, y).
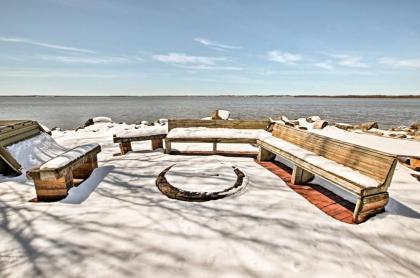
top-left (0, 96), bottom-right (419, 130)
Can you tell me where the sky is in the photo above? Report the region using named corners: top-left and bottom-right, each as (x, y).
top-left (0, 0), bottom-right (420, 96)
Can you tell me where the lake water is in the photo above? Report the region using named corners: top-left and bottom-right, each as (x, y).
top-left (0, 96), bottom-right (418, 130)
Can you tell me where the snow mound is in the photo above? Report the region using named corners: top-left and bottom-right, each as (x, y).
top-left (115, 125), bottom-right (168, 138)
top-left (93, 117), bottom-right (112, 123)
top-left (6, 133), bottom-right (68, 172)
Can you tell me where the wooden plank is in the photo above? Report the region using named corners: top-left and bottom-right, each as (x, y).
top-left (257, 146), bottom-right (276, 162)
top-left (119, 142), bottom-right (132, 155)
top-left (0, 145), bottom-right (22, 175)
top-left (0, 124), bottom-right (41, 146)
top-left (291, 165), bottom-right (315, 184)
top-left (166, 137), bottom-right (258, 144)
top-left (113, 134), bottom-right (167, 143)
top-left (353, 192), bottom-right (389, 223)
top-left (151, 138), bottom-right (163, 150)
top-left (168, 119), bottom-right (270, 131)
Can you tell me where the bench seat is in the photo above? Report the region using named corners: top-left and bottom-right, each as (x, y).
top-left (113, 126), bottom-right (167, 154)
top-left (260, 136), bottom-right (379, 193)
top-left (27, 143), bottom-right (101, 201)
top-left (167, 127), bottom-right (269, 140)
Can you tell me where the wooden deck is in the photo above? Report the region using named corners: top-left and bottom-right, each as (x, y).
top-left (258, 161), bottom-right (355, 224)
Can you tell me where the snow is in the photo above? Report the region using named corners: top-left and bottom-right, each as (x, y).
top-left (261, 136), bottom-right (379, 189)
top-left (6, 133), bottom-right (68, 172)
top-left (115, 125), bottom-right (167, 138)
top-left (1, 120), bottom-right (420, 277)
top-left (167, 127), bottom-right (270, 139)
top-left (310, 126), bottom-right (420, 157)
top-left (218, 110), bottom-right (230, 120)
top-left (93, 116), bottom-right (112, 123)
top-left (40, 143), bottom-right (99, 170)
top-left (165, 162), bottom-right (245, 193)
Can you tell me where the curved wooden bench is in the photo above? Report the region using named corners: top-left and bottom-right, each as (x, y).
top-left (257, 124), bottom-right (398, 223)
top-left (27, 144), bottom-right (101, 201)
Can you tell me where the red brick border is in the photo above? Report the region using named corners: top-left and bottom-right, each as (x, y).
top-left (257, 161), bottom-right (355, 224)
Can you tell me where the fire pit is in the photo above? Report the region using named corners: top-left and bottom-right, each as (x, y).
top-left (156, 162), bottom-right (248, 201)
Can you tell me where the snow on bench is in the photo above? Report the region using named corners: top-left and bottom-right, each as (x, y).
top-left (27, 143), bottom-right (101, 201)
top-left (113, 125), bottom-right (168, 154)
top-left (261, 136), bottom-right (379, 189)
top-left (165, 119), bottom-right (271, 154)
top-left (167, 127), bottom-right (269, 140)
top-left (40, 144), bottom-right (100, 170)
top-left (257, 124), bottom-right (398, 223)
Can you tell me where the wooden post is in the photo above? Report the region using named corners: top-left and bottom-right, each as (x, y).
top-left (151, 138), bottom-right (163, 150)
top-left (73, 154), bottom-right (98, 179)
top-left (213, 142), bottom-right (217, 154)
top-left (353, 192), bottom-right (389, 223)
top-left (291, 165), bottom-right (314, 184)
top-left (410, 157), bottom-right (420, 171)
top-left (165, 140), bottom-right (172, 154)
top-left (257, 146), bottom-right (275, 162)
top-left (119, 142), bottom-right (132, 155)
top-left (34, 170), bottom-right (73, 201)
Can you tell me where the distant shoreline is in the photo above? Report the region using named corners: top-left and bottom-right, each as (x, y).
top-left (1, 94), bottom-right (420, 98)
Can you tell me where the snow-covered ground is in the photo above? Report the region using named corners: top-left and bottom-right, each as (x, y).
top-left (1, 121), bottom-right (420, 277)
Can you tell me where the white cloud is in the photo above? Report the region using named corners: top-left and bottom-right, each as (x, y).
top-left (378, 57), bottom-right (420, 69)
top-left (336, 55), bottom-right (369, 68)
top-left (267, 50), bottom-right (302, 65)
top-left (153, 53), bottom-right (224, 65)
top-left (38, 54), bottom-right (143, 64)
top-left (314, 60), bottom-right (334, 70)
top-left (152, 53), bottom-right (239, 70)
top-left (194, 38), bottom-right (242, 50)
top-left (0, 37), bottom-right (94, 53)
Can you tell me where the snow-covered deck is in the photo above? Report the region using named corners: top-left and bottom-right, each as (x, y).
top-left (1, 123), bottom-right (420, 277)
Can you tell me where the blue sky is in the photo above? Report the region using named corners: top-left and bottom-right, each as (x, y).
top-left (0, 0), bottom-right (419, 95)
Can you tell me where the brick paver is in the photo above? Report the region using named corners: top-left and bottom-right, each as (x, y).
top-left (257, 161), bottom-right (355, 224)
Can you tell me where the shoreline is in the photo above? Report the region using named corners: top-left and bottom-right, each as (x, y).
top-left (1, 94), bottom-right (420, 98)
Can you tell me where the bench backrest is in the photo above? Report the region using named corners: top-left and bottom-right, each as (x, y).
top-left (168, 119), bottom-right (271, 132)
top-left (0, 120), bottom-right (44, 175)
top-left (272, 124), bottom-right (397, 188)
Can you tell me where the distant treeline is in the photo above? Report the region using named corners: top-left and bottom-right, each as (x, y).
top-left (294, 95), bottom-right (420, 99)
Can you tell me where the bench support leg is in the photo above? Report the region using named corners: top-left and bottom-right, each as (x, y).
top-left (353, 192), bottom-right (389, 224)
top-left (34, 170), bottom-right (73, 201)
top-left (151, 138), bottom-right (163, 150)
top-left (291, 165), bottom-right (315, 185)
top-left (257, 147), bottom-right (275, 162)
top-left (165, 140), bottom-right (172, 154)
top-left (73, 154), bottom-right (98, 180)
top-left (213, 142), bottom-right (217, 154)
top-left (119, 142), bottom-right (132, 155)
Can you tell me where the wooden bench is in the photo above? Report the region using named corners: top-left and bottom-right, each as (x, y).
top-left (27, 144), bottom-right (101, 201)
top-left (165, 119), bottom-right (271, 154)
top-left (113, 127), bottom-right (167, 155)
top-left (257, 124), bottom-right (398, 223)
